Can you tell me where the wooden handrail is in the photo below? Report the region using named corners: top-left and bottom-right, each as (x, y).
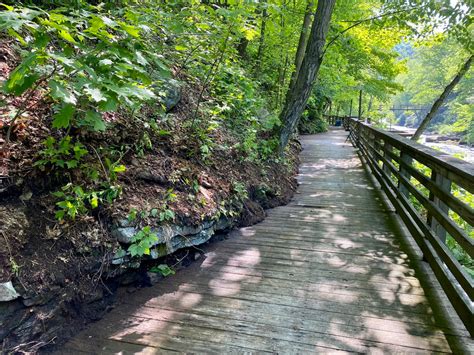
top-left (332, 116), bottom-right (474, 336)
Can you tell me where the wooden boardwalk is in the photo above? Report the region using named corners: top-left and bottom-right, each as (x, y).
top-left (61, 129), bottom-right (473, 354)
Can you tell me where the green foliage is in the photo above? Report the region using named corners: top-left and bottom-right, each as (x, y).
top-left (0, 5), bottom-right (168, 131)
top-left (52, 183), bottom-right (94, 220)
top-left (299, 94), bottom-right (329, 134)
top-left (232, 181), bottom-right (248, 202)
top-left (3, 0), bottom-right (471, 236)
top-left (391, 36), bottom-right (472, 143)
top-left (128, 226), bottom-right (159, 257)
top-left (52, 182), bottom-right (121, 220)
top-left (149, 264), bottom-right (175, 277)
top-left (34, 136), bottom-right (88, 170)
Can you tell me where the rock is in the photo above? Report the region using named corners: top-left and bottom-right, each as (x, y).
top-left (111, 216), bottom-right (234, 265)
top-left (117, 271), bottom-right (141, 286)
top-left (161, 81), bottom-right (181, 112)
top-left (0, 299), bottom-right (23, 339)
top-left (194, 252), bottom-right (202, 261)
top-left (0, 281), bottom-right (20, 302)
top-left (146, 272), bottom-right (162, 285)
top-left (111, 227), bottom-right (136, 244)
top-left (215, 216), bottom-right (233, 231)
top-left (136, 171), bottom-right (167, 184)
top-left (19, 190), bottom-right (33, 202)
top-left (22, 287), bottom-right (60, 307)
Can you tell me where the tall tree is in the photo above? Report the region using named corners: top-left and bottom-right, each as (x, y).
top-left (288, 0), bottom-right (314, 92)
top-left (411, 54), bottom-right (472, 141)
top-left (255, 0), bottom-right (268, 72)
top-left (279, 0), bottom-right (336, 152)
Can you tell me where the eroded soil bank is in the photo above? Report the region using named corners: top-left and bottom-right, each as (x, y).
top-left (0, 139), bottom-right (300, 353)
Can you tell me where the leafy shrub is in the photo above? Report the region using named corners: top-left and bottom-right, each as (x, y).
top-left (1, 5), bottom-right (169, 132)
top-left (128, 226), bottom-right (158, 257)
top-left (299, 95), bottom-right (329, 134)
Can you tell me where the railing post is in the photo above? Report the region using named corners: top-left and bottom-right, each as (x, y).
top-left (428, 171), bottom-right (451, 244)
top-left (356, 121), bottom-right (362, 146)
top-left (398, 151), bottom-right (412, 198)
top-left (383, 142), bottom-right (392, 176)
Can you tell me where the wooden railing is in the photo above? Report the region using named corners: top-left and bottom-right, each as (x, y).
top-left (334, 116), bottom-right (473, 335)
top-left (324, 115), bottom-right (344, 126)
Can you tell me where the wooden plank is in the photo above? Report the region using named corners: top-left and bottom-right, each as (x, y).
top-left (188, 260), bottom-right (428, 294)
top-left (62, 337), bottom-right (179, 354)
top-left (221, 240), bottom-right (412, 264)
top-left (214, 244), bottom-right (415, 269)
top-left (84, 314), bottom-right (345, 354)
top-left (111, 304), bottom-right (453, 353)
top-left (208, 249), bottom-right (417, 273)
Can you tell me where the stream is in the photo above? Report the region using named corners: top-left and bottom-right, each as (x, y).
top-left (388, 125), bottom-right (474, 164)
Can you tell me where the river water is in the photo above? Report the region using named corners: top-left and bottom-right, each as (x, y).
top-left (389, 125), bottom-right (474, 164)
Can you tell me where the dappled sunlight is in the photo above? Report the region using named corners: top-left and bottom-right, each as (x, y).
top-left (63, 129), bottom-right (464, 353)
top-left (179, 291), bottom-right (203, 308)
top-left (300, 157), bottom-right (362, 170)
top-left (238, 227), bottom-right (256, 237)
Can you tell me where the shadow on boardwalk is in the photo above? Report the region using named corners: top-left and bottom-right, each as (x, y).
top-left (59, 129), bottom-right (472, 354)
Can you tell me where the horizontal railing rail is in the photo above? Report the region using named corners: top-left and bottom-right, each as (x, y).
top-left (328, 116), bottom-right (473, 335)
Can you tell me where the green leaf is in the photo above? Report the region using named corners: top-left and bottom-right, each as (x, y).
top-left (49, 80), bottom-right (77, 104)
top-left (101, 16), bottom-right (117, 28)
top-left (119, 22), bottom-right (140, 37)
top-left (99, 96), bottom-right (118, 112)
top-left (84, 85), bottom-right (106, 102)
top-left (58, 30), bottom-right (77, 44)
top-left (82, 110), bottom-right (106, 131)
top-left (10, 74), bottom-right (39, 96)
top-left (90, 194), bottom-right (99, 209)
top-left (65, 160), bottom-right (78, 168)
top-left (52, 104), bottom-right (75, 129)
top-left (55, 210), bottom-right (65, 220)
top-left (7, 28), bottom-right (27, 45)
top-left (34, 32), bottom-right (50, 49)
top-left (149, 264), bottom-right (175, 277)
top-left (135, 51), bottom-right (148, 66)
top-left (3, 53), bottom-right (38, 95)
top-left (113, 165), bottom-right (126, 173)
top-left (1, 3), bottom-right (14, 11)
top-left (128, 244), bottom-right (141, 257)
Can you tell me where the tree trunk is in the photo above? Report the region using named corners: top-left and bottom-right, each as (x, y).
top-left (255, 0), bottom-right (268, 72)
top-left (237, 37), bottom-right (249, 59)
top-left (279, 0), bottom-right (336, 152)
top-left (288, 0), bottom-right (314, 92)
top-left (412, 54), bottom-right (472, 141)
top-left (279, 54), bottom-right (290, 107)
